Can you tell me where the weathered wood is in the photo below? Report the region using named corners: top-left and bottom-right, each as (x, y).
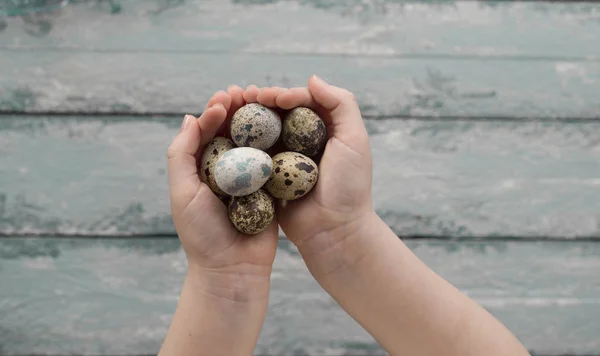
top-left (0, 238), bottom-right (599, 355)
top-left (1, 51), bottom-right (599, 116)
top-left (2, 115), bottom-right (600, 239)
top-left (1, 2), bottom-right (598, 356)
top-left (1, 1), bottom-right (599, 117)
top-left (2, 1), bottom-right (599, 58)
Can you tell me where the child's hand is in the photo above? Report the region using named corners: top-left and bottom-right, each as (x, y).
top-left (244, 76), bottom-right (376, 277)
top-left (167, 86), bottom-right (279, 301)
top-left (163, 79), bottom-right (530, 356)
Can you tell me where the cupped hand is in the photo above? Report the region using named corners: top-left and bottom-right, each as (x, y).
top-left (167, 86), bottom-right (279, 300)
top-left (244, 76), bottom-right (376, 277)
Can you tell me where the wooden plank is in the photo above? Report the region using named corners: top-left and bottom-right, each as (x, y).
top-left (1, 1), bottom-right (599, 116)
top-left (0, 238), bottom-right (598, 355)
top-left (1, 1), bottom-right (599, 59)
top-left (2, 115), bottom-right (600, 239)
top-left (1, 52), bottom-right (599, 116)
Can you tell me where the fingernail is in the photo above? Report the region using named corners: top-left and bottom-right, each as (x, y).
top-left (212, 103), bottom-right (225, 109)
top-left (312, 74), bottom-right (328, 85)
top-left (181, 115), bottom-right (193, 131)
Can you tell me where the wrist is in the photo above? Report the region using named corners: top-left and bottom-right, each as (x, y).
top-left (186, 262), bottom-right (272, 304)
top-left (160, 264), bottom-right (271, 356)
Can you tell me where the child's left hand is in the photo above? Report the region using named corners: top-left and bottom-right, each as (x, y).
top-left (167, 85), bottom-right (279, 302)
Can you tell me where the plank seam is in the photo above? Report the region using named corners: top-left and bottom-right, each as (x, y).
top-left (1, 47), bottom-right (600, 63)
top-left (1, 111), bottom-right (600, 123)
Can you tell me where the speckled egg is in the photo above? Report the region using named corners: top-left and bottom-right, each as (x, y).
top-left (228, 189), bottom-right (275, 235)
top-left (200, 137), bottom-right (236, 197)
top-left (214, 147), bottom-right (273, 197)
top-left (230, 103), bottom-right (282, 151)
top-left (282, 107), bottom-right (327, 157)
top-left (264, 152), bottom-right (319, 200)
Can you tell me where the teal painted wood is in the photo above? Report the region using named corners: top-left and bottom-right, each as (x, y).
top-left (1, 1), bottom-right (599, 59)
top-left (1, 1), bottom-right (599, 117)
top-left (1, 51), bottom-right (599, 116)
top-left (0, 238), bottom-right (599, 355)
top-left (2, 115), bottom-right (600, 238)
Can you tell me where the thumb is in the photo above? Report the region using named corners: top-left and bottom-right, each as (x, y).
top-left (307, 75), bottom-right (369, 152)
top-left (168, 115), bottom-right (202, 209)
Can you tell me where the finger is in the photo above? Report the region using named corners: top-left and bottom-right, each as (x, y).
top-left (206, 89), bottom-right (232, 138)
top-left (275, 87), bottom-right (318, 110)
top-left (168, 106), bottom-right (226, 207)
top-left (168, 114), bottom-right (203, 206)
top-left (257, 86), bottom-right (287, 107)
top-left (199, 103), bottom-right (227, 146)
top-left (205, 90), bottom-right (231, 111)
top-left (219, 85), bottom-right (245, 137)
top-left (273, 87), bottom-right (334, 142)
top-left (308, 75), bottom-right (363, 129)
top-left (243, 85), bottom-right (260, 103)
top-left (228, 85), bottom-right (246, 119)
top-left (307, 75), bottom-right (368, 148)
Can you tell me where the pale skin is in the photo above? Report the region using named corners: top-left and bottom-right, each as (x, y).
top-left (159, 76), bottom-right (531, 356)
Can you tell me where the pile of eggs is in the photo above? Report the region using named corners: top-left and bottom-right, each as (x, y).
top-left (200, 103), bottom-right (327, 235)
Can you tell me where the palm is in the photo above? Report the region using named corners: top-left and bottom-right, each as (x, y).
top-left (278, 136), bottom-right (372, 248)
top-left (176, 184), bottom-right (279, 270)
top-left (168, 86), bottom-right (279, 275)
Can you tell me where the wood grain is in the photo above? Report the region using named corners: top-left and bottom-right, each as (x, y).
top-left (1, 51), bottom-right (599, 117)
top-left (2, 0), bottom-right (599, 58)
top-left (1, 1), bottom-right (599, 117)
top-left (2, 116), bottom-right (600, 238)
top-left (1, 2), bottom-right (599, 355)
top-left (0, 237), bottom-right (598, 355)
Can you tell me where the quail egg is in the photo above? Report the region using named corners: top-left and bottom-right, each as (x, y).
top-left (231, 103), bottom-right (282, 151)
top-left (264, 151), bottom-right (318, 200)
top-left (215, 147), bottom-right (273, 196)
top-left (282, 107), bottom-right (327, 157)
top-left (200, 136), bottom-right (236, 197)
top-left (228, 189), bottom-right (275, 235)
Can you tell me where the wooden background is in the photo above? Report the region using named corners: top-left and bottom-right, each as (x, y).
top-left (1, 0), bottom-right (599, 355)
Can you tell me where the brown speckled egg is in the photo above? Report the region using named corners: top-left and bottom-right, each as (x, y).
top-left (230, 103), bottom-right (282, 151)
top-left (282, 107), bottom-right (327, 157)
top-left (200, 136), bottom-right (236, 197)
top-left (264, 152), bottom-right (318, 200)
top-left (228, 189), bottom-right (275, 235)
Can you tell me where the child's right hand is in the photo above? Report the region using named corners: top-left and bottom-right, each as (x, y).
top-left (244, 76), bottom-right (378, 278)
